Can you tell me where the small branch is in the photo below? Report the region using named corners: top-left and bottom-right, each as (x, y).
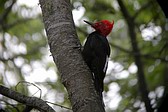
top-left (142, 54), bottom-right (168, 63)
top-left (157, 64), bottom-right (168, 111)
top-left (46, 101), bottom-right (72, 110)
top-left (109, 42), bottom-right (131, 53)
top-left (132, 0), bottom-right (152, 20)
top-left (0, 18), bottom-right (34, 31)
top-left (163, 64), bottom-right (168, 95)
top-left (0, 85), bottom-right (55, 112)
top-left (0, 100), bottom-right (20, 112)
top-left (110, 42), bottom-right (168, 63)
top-left (117, 0), bottom-right (154, 111)
top-left (15, 81), bottom-right (42, 98)
top-left (0, 42), bottom-right (46, 62)
top-left (0, 0), bottom-right (16, 23)
top-left (0, 0), bottom-right (17, 31)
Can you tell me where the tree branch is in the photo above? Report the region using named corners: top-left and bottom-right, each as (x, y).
top-left (0, 85), bottom-right (55, 112)
top-left (0, 18), bottom-right (34, 31)
top-left (132, 0), bottom-right (153, 20)
top-left (110, 42), bottom-right (168, 63)
top-left (0, 42), bottom-right (46, 62)
top-left (0, 0), bottom-right (16, 31)
top-left (117, 0), bottom-right (154, 111)
top-left (0, 99), bottom-right (20, 112)
top-left (0, 0), bottom-right (16, 22)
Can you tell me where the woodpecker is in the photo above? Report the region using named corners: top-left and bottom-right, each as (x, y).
top-left (82, 20), bottom-right (114, 98)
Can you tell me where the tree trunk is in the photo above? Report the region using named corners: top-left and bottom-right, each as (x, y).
top-left (39, 0), bottom-right (105, 112)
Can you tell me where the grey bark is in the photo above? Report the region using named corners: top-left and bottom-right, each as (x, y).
top-left (39, 0), bottom-right (105, 112)
top-left (0, 85), bottom-right (55, 112)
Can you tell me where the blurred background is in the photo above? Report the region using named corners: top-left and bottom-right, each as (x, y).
top-left (0, 0), bottom-right (168, 111)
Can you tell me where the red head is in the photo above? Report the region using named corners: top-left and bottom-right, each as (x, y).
top-left (84, 20), bottom-right (114, 37)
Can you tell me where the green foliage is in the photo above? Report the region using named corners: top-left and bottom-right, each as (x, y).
top-left (0, 0), bottom-right (167, 111)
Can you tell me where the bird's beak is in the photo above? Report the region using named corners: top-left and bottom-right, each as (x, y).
top-left (111, 20), bottom-right (114, 25)
top-left (84, 20), bottom-right (94, 26)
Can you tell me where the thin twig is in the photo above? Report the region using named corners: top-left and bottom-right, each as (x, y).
top-left (15, 81), bottom-right (42, 98)
top-left (0, 0), bottom-right (16, 23)
top-left (133, 0), bottom-right (153, 20)
top-left (46, 101), bottom-right (72, 110)
top-left (0, 18), bottom-right (34, 31)
top-left (110, 42), bottom-right (168, 63)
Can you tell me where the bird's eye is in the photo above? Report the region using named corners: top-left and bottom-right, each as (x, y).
top-left (98, 22), bottom-right (102, 25)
